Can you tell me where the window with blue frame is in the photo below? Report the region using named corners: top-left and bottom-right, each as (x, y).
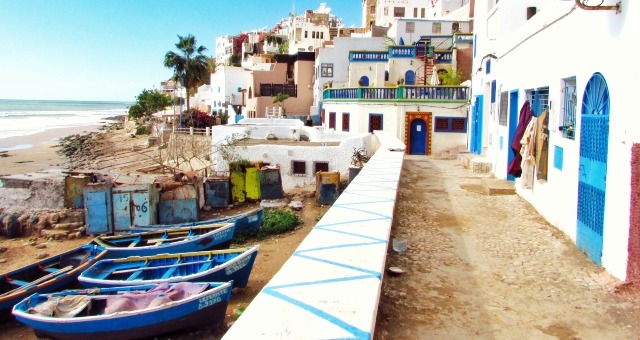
top-left (560, 77), bottom-right (576, 139)
top-left (525, 87), bottom-right (550, 117)
top-left (486, 59), bottom-right (491, 75)
top-left (434, 117), bottom-right (467, 132)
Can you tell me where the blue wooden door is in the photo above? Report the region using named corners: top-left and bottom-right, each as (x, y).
top-left (470, 95), bottom-right (484, 154)
top-left (410, 119), bottom-right (427, 155)
top-left (507, 90), bottom-right (519, 181)
top-left (84, 190), bottom-right (112, 234)
top-left (112, 192), bottom-right (131, 231)
top-left (576, 72), bottom-right (610, 265)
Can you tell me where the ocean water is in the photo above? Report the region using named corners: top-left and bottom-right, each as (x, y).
top-left (0, 99), bottom-right (131, 145)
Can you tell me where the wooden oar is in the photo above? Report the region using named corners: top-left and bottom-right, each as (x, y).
top-left (110, 260), bottom-right (213, 275)
top-left (0, 265), bottom-right (74, 297)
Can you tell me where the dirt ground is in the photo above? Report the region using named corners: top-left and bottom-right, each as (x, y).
top-left (374, 157), bottom-right (640, 339)
top-left (0, 194), bottom-right (328, 339)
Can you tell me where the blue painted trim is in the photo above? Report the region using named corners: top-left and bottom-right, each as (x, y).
top-left (263, 286), bottom-right (372, 339)
top-left (507, 90), bottom-right (519, 181)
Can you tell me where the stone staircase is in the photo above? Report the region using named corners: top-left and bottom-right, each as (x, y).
top-left (457, 150), bottom-right (515, 195)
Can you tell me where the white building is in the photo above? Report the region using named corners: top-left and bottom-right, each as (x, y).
top-left (210, 66), bottom-right (249, 122)
top-left (286, 3), bottom-right (342, 54)
top-left (373, 0), bottom-right (470, 28)
top-left (470, 0), bottom-right (638, 281)
top-left (215, 35), bottom-right (235, 66)
top-left (210, 119), bottom-right (375, 191)
top-left (312, 37), bottom-right (386, 113)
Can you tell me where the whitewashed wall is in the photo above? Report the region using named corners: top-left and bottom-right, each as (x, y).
top-left (209, 120), bottom-right (375, 191)
top-left (322, 102), bottom-right (468, 153)
top-left (472, 0), bottom-right (638, 280)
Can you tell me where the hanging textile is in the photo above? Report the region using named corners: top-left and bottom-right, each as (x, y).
top-left (536, 110), bottom-right (550, 181)
top-left (507, 101), bottom-right (534, 177)
top-left (520, 117), bottom-right (538, 189)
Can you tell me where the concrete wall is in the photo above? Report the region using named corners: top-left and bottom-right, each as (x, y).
top-left (472, 0), bottom-right (638, 280)
top-left (210, 121), bottom-right (376, 191)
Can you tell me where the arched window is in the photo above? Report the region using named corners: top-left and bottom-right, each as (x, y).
top-left (248, 87), bottom-right (252, 99)
top-left (452, 22), bottom-right (460, 32)
top-left (385, 70), bottom-right (389, 82)
top-left (359, 76), bottom-right (369, 87)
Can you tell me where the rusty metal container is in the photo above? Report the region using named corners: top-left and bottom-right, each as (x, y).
top-left (64, 175), bottom-right (90, 209)
top-left (204, 177), bottom-right (231, 208)
top-left (158, 198), bottom-right (198, 224)
top-left (259, 166), bottom-right (284, 199)
top-left (316, 171), bottom-right (341, 205)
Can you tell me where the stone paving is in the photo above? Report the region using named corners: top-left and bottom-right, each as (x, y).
top-left (375, 157), bottom-right (640, 339)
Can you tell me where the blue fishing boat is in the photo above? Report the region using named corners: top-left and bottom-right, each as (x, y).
top-left (12, 281), bottom-right (232, 340)
top-left (0, 244), bottom-right (106, 321)
top-left (129, 207), bottom-right (263, 236)
top-left (92, 223), bottom-right (235, 259)
top-left (78, 246), bottom-right (259, 289)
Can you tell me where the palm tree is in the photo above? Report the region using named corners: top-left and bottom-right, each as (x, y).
top-left (164, 34), bottom-right (208, 110)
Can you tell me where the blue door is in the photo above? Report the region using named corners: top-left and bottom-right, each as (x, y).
top-left (470, 95), bottom-right (484, 154)
top-left (84, 188), bottom-right (113, 235)
top-left (576, 72), bottom-right (610, 266)
top-left (507, 90), bottom-right (519, 181)
top-left (359, 76), bottom-right (369, 87)
top-left (410, 119), bottom-right (427, 155)
top-left (405, 70), bottom-right (416, 85)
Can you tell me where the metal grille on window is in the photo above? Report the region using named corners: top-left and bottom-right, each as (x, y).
top-left (435, 117), bottom-right (449, 131)
top-left (526, 87), bottom-right (550, 117)
top-left (451, 118), bottom-right (467, 132)
top-left (561, 77), bottom-right (577, 139)
top-left (314, 161), bottom-right (329, 174)
top-left (499, 91), bottom-right (508, 126)
top-left (292, 161), bottom-right (306, 176)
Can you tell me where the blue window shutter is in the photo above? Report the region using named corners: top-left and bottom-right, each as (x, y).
top-left (491, 80), bottom-right (496, 103)
top-left (486, 59), bottom-right (491, 74)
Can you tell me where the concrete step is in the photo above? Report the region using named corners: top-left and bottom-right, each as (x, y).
top-left (481, 178), bottom-right (516, 195)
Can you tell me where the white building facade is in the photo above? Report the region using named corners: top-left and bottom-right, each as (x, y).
top-left (374, 0), bottom-right (470, 27)
top-left (471, 0), bottom-right (638, 281)
top-left (210, 66), bottom-right (249, 121)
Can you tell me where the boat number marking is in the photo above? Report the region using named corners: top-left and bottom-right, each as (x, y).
top-left (225, 255), bottom-right (251, 275)
top-left (198, 288), bottom-right (229, 310)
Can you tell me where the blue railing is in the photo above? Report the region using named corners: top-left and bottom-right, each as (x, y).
top-left (323, 85), bottom-right (469, 101)
top-left (389, 46), bottom-right (416, 58)
top-left (435, 51), bottom-right (452, 63)
top-left (349, 51), bottom-right (389, 62)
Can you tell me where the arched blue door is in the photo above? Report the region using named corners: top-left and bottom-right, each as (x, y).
top-left (576, 72), bottom-right (610, 266)
top-left (410, 119), bottom-right (427, 155)
top-left (359, 76), bottom-right (369, 86)
top-left (405, 70), bottom-right (416, 85)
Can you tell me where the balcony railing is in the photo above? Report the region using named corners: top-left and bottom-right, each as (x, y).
top-left (322, 85), bottom-right (469, 101)
top-left (259, 83), bottom-right (297, 97)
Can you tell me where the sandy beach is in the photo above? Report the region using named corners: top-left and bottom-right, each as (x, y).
top-left (0, 124), bottom-right (109, 176)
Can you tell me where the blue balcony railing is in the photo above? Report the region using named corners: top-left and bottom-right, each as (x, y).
top-left (434, 51), bottom-right (452, 63)
top-left (389, 46), bottom-right (416, 59)
top-left (322, 85), bottom-right (469, 101)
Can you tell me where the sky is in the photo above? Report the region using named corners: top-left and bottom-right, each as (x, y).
top-left (0, 0), bottom-right (362, 102)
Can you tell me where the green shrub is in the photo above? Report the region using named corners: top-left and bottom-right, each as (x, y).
top-left (258, 208), bottom-right (300, 239)
top-left (135, 125), bottom-right (151, 135)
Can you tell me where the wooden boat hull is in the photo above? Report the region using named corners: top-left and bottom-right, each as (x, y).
top-left (12, 282), bottom-right (232, 340)
top-left (78, 245), bottom-right (259, 289)
top-left (0, 244), bottom-right (106, 321)
top-left (93, 223), bottom-right (235, 259)
top-left (129, 208), bottom-right (263, 236)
